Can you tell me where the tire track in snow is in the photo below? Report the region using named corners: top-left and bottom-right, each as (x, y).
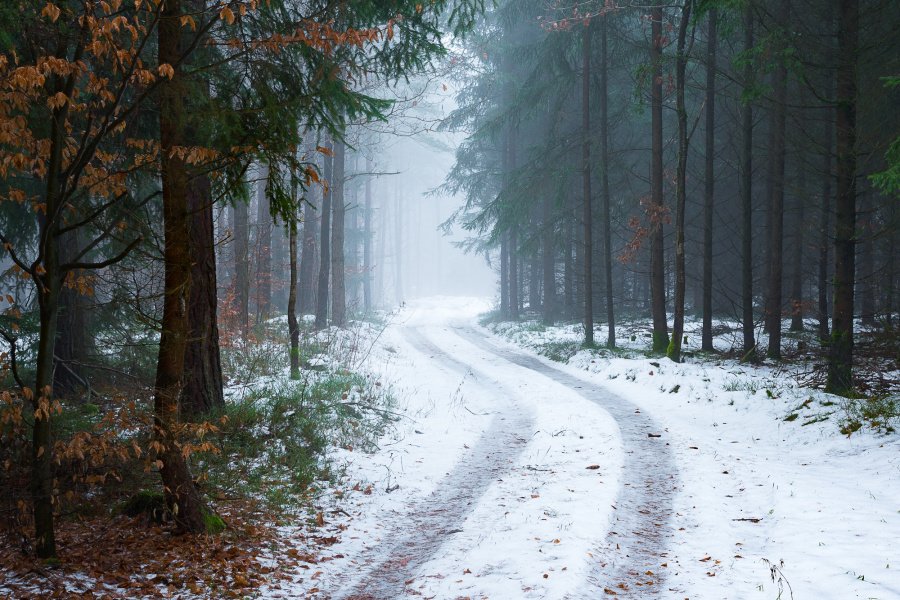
top-left (454, 326), bottom-right (678, 599)
top-left (336, 326), bottom-right (533, 599)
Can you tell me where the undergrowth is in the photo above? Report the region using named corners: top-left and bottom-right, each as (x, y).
top-left (203, 371), bottom-right (396, 512)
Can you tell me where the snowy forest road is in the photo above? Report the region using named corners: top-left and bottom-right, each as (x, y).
top-left (453, 325), bottom-right (679, 598)
top-left (337, 311), bottom-right (678, 599)
top-left (338, 326), bottom-right (535, 599)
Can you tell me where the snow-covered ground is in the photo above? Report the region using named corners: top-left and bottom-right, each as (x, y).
top-left (274, 296), bottom-right (899, 599)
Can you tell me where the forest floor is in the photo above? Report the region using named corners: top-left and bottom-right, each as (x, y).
top-left (273, 296), bottom-right (899, 599)
top-left (2, 297), bottom-right (898, 599)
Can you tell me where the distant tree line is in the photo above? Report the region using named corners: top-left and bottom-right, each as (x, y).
top-left (442, 0), bottom-right (899, 394)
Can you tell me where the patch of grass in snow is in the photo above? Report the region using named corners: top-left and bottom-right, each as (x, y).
top-left (204, 372), bottom-right (396, 514)
top-left (722, 378), bottom-right (762, 394)
top-left (839, 394), bottom-right (899, 435)
top-left (541, 340), bottom-right (581, 362)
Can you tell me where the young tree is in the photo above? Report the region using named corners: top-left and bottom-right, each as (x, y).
top-left (649, 1), bottom-right (669, 354)
top-left (826, 0), bottom-right (859, 394)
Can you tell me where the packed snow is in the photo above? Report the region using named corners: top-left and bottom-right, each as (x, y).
top-left (267, 296), bottom-right (898, 599)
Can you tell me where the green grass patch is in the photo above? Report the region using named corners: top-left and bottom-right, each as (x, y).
top-left (203, 372), bottom-right (396, 512)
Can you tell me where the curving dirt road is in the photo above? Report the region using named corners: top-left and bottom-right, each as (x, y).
top-left (454, 326), bottom-right (678, 598)
top-left (337, 327), bottom-right (534, 599)
top-left (337, 323), bottom-right (677, 599)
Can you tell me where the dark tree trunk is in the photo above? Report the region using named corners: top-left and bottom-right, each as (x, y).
top-left (394, 189), bottom-right (404, 305)
top-left (650, 2), bottom-right (669, 353)
top-left (233, 199), bottom-right (249, 340)
top-left (54, 229), bottom-right (91, 397)
top-left (32, 103), bottom-right (68, 555)
top-left (156, 0), bottom-right (211, 534)
top-left (509, 223), bottom-right (519, 319)
top-left (826, 0), bottom-right (858, 395)
top-left (669, 0), bottom-right (692, 363)
top-left (181, 174), bottom-right (224, 418)
top-left (255, 164), bottom-right (271, 323)
top-left (582, 22), bottom-right (594, 345)
top-left (764, 0), bottom-right (789, 360)
top-left (288, 173), bottom-right (300, 380)
top-left (886, 201), bottom-right (896, 328)
top-left (599, 14), bottom-right (615, 348)
top-left (363, 156), bottom-right (373, 313)
top-left (500, 232), bottom-right (509, 318)
top-left (331, 139), bottom-right (347, 326)
top-left (741, 3), bottom-right (756, 361)
top-left (701, 8), bottom-right (717, 352)
top-left (819, 103), bottom-right (833, 340)
top-left (298, 181), bottom-right (318, 315)
top-left (563, 200), bottom-right (574, 319)
top-left (542, 194), bottom-right (555, 324)
top-left (315, 139), bottom-right (333, 328)
top-left (860, 191), bottom-right (875, 326)
top-left (789, 160), bottom-right (806, 332)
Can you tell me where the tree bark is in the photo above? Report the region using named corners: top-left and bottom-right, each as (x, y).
top-left (233, 199), bottom-right (249, 340)
top-left (255, 163), bottom-right (271, 323)
top-left (542, 194), bottom-right (555, 324)
top-left (764, 0), bottom-right (790, 360)
top-left (860, 190), bottom-right (875, 326)
top-left (363, 156), bottom-right (373, 313)
top-left (54, 229), bottom-right (91, 397)
top-left (582, 21), bottom-right (594, 345)
top-left (288, 172), bottom-right (300, 380)
top-left (315, 138), bottom-right (333, 328)
top-left (650, 2), bottom-right (669, 353)
top-left (298, 175), bottom-right (318, 315)
top-left (331, 139), bottom-right (347, 326)
top-left (669, 0), bottom-right (692, 363)
top-left (826, 0), bottom-right (858, 395)
top-left (181, 173), bottom-right (224, 418)
top-left (789, 155), bottom-right (806, 332)
top-left (741, 4), bottom-right (756, 361)
top-left (701, 8), bottom-right (717, 352)
top-left (155, 0), bottom-right (210, 534)
top-left (599, 14), bottom-right (615, 348)
top-left (819, 98), bottom-right (833, 340)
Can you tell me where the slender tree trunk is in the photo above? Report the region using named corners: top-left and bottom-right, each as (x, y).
top-left (331, 139), bottom-right (347, 326)
top-left (315, 138), bottom-right (333, 328)
top-left (298, 180), bottom-right (318, 315)
top-left (255, 163), bottom-right (271, 323)
top-left (819, 102), bottom-right (833, 339)
top-left (288, 171), bottom-right (300, 379)
top-left (500, 232), bottom-right (509, 318)
top-left (54, 229), bottom-right (91, 397)
top-left (599, 14), bottom-right (615, 348)
top-left (510, 223), bottom-right (519, 319)
top-left (155, 0), bottom-right (210, 534)
top-left (860, 191), bottom-right (875, 325)
top-left (32, 101), bottom-right (69, 554)
top-left (542, 194), bottom-right (555, 324)
top-left (886, 201), bottom-right (896, 328)
top-left (181, 174), bottom-right (224, 418)
top-left (669, 0), bottom-right (692, 363)
top-left (394, 189), bottom-right (404, 305)
top-left (363, 156), bottom-right (373, 313)
top-left (789, 159), bottom-right (806, 332)
top-left (701, 8), bottom-right (717, 352)
top-left (764, 0), bottom-right (789, 360)
top-left (233, 199), bottom-right (249, 340)
top-left (826, 0), bottom-right (858, 395)
top-left (564, 202), bottom-right (574, 319)
top-left (741, 4), bottom-right (756, 361)
top-left (582, 22), bottom-right (594, 345)
top-left (650, 2), bottom-right (669, 353)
